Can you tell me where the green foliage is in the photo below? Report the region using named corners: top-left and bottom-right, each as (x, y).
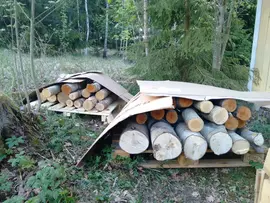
top-left (26, 161), bottom-right (75, 203)
top-left (3, 196), bottom-right (25, 203)
top-left (8, 151), bottom-right (35, 169)
top-left (0, 172), bottom-right (12, 192)
top-left (5, 136), bottom-right (24, 148)
top-left (249, 160), bottom-right (263, 169)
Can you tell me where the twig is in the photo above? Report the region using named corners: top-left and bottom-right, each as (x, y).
top-left (112, 177), bottom-right (118, 188)
top-left (64, 146), bottom-right (76, 162)
top-left (50, 150), bottom-right (56, 160)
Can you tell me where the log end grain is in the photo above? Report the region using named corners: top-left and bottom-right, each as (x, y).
top-left (237, 119), bottom-right (246, 129)
top-left (236, 106), bottom-right (252, 121)
top-left (166, 110), bottom-right (178, 124)
top-left (225, 115), bottom-right (239, 130)
top-left (47, 95), bottom-right (57, 102)
top-left (221, 99), bottom-right (237, 112)
top-left (74, 98), bottom-right (85, 108)
top-left (195, 101), bottom-right (214, 113)
top-left (82, 89), bottom-right (91, 98)
top-left (87, 82), bottom-right (101, 93)
top-left (254, 133), bottom-right (264, 146)
top-left (184, 135), bottom-right (208, 160)
top-left (209, 132), bottom-right (232, 155)
top-left (66, 99), bottom-right (74, 107)
top-left (61, 84), bottom-right (72, 95)
top-left (136, 113), bottom-right (148, 124)
top-left (150, 109), bottom-right (165, 120)
top-left (232, 140), bottom-right (250, 155)
top-left (178, 98), bottom-right (193, 108)
top-left (211, 106), bottom-right (229, 125)
top-left (187, 118), bottom-right (204, 132)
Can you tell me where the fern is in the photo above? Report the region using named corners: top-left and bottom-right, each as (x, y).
top-left (5, 136), bottom-right (24, 148)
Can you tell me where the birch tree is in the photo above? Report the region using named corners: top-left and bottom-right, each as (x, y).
top-left (143, 0), bottom-right (148, 56)
top-left (84, 0), bottom-right (89, 55)
top-left (103, 0), bottom-right (109, 58)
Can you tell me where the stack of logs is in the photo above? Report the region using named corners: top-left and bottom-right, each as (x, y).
top-left (119, 98), bottom-right (265, 161)
top-left (40, 81), bottom-right (117, 112)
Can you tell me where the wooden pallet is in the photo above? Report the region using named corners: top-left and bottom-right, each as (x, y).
top-left (111, 134), bottom-right (268, 168)
top-left (30, 100), bottom-right (120, 123)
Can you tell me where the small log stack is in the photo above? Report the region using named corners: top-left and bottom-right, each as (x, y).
top-left (117, 97), bottom-right (265, 163)
top-left (40, 81), bottom-right (119, 112)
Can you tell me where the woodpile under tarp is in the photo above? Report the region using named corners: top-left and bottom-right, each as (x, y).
top-left (76, 80), bottom-right (270, 166)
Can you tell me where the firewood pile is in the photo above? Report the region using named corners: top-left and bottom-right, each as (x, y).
top-left (40, 81), bottom-right (118, 112)
top-left (118, 98), bottom-right (265, 161)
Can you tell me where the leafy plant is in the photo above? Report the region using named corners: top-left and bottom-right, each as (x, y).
top-left (8, 151), bottom-right (35, 170)
top-left (0, 172), bottom-right (12, 192)
top-left (5, 136), bottom-right (24, 148)
top-left (3, 196), bottom-right (25, 203)
top-left (249, 160), bottom-right (263, 169)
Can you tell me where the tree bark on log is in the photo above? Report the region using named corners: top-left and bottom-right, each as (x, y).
top-left (238, 128), bottom-right (264, 146)
top-left (177, 98), bottom-right (193, 108)
top-left (87, 82), bottom-right (101, 93)
top-left (95, 95), bottom-right (117, 111)
top-left (150, 121), bottom-right (182, 161)
top-left (175, 123), bottom-right (207, 160)
top-left (66, 99), bottom-right (74, 107)
top-left (74, 98), bottom-right (85, 108)
top-left (165, 110), bottom-right (178, 124)
top-left (83, 96), bottom-right (97, 111)
top-left (69, 90), bottom-right (82, 100)
top-left (82, 88), bottom-right (91, 98)
top-left (237, 119), bottom-right (246, 129)
top-left (47, 95), bottom-right (57, 102)
top-left (182, 108), bottom-right (204, 132)
top-left (194, 100), bottom-right (213, 113)
top-left (225, 114), bottom-right (239, 130)
top-left (61, 83), bottom-right (81, 95)
top-left (201, 106), bottom-right (228, 125)
top-left (136, 113), bottom-right (148, 124)
top-left (200, 123), bottom-right (232, 155)
top-left (228, 131), bottom-right (250, 155)
top-left (42, 85), bottom-right (60, 98)
top-left (95, 89), bottom-right (111, 101)
top-left (150, 109), bottom-right (165, 120)
top-left (57, 92), bottom-right (69, 104)
top-left (218, 99), bottom-right (237, 112)
top-left (119, 122), bottom-right (149, 154)
top-left (235, 106), bottom-right (251, 121)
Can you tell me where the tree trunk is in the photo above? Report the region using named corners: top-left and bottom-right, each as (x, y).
top-left (84, 0), bottom-right (89, 55)
top-left (77, 0), bottom-right (81, 39)
top-left (175, 123), bottom-right (207, 160)
top-left (194, 101), bottom-right (214, 113)
top-left (95, 89), bottom-right (111, 101)
top-left (14, 0), bottom-right (31, 113)
top-left (182, 108), bottom-right (204, 132)
top-left (87, 82), bottom-right (101, 93)
top-left (165, 109), bottom-right (178, 124)
top-left (47, 95), bottom-right (57, 102)
top-left (95, 95), bottom-right (116, 111)
top-left (136, 113), bottom-right (148, 124)
top-left (201, 106), bottom-right (228, 125)
top-left (150, 121), bottom-right (182, 161)
top-left (61, 83), bottom-right (81, 95)
top-left (103, 0), bottom-right (109, 58)
top-left (119, 122), bottom-right (149, 154)
top-left (218, 99), bottom-right (237, 112)
top-left (228, 131), bottom-right (250, 155)
top-left (238, 128), bottom-right (264, 146)
top-left (150, 109), bottom-right (165, 120)
top-left (82, 88), bottom-right (91, 98)
top-left (74, 98), bottom-right (85, 108)
top-left (83, 96), bottom-right (97, 110)
top-left (69, 90), bottom-right (82, 100)
top-left (200, 123), bottom-right (232, 155)
top-left (57, 92), bottom-right (69, 104)
top-left (42, 85), bottom-right (60, 98)
top-left (143, 0), bottom-right (149, 56)
top-left (177, 98), bottom-right (193, 108)
top-left (225, 114), bottom-right (239, 130)
top-left (235, 106), bottom-right (251, 121)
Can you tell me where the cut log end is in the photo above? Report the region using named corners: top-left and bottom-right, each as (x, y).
top-left (177, 98), bottom-right (193, 108)
top-left (150, 109), bottom-right (165, 120)
top-left (237, 119), bottom-right (246, 129)
top-left (82, 89), bottom-right (91, 98)
top-left (66, 99), bottom-right (74, 107)
top-left (95, 89), bottom-right (111, 101)
top-left (184, 135), bottom-right (208, 160)
top-left (47, 95), bottom-right (57, 102)
top-left (74, 98), bottom-right (85, 108)
top-left (187, 118), bottom-right (204, 132)
top-left (220, 99), bottom-right (237, 112)
top-left (61, 83), bottom-right (80, 95)
top-left (166, 110), bottom-right (178, 124)
top-left (225, 115), bottom-right (239, 130)
top-left (209, 132), bottom-right (232, 155)
top-left (204, 106), bottom-right (229, 125)
top-left (232, 140), bottom-right (250, 155)
top-left (83, 96), bottom-right (97, 111)
top-left (42, 85), bottom-right (60, 98)
top-left (236, 106), bottom-right (251, 121)
top-left (254, 133), bottom-right (264, 146)
top-left (136, 113), bottom-right (148, 124)
top-left (194, 101), bottom-right (214, 113)
top-left (87, 82), bottom-right (101, 93)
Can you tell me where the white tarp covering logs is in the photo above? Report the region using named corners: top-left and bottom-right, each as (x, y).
top-left (76, 81), bottom-right (270, 166)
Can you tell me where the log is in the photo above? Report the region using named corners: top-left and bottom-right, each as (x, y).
top-left (173, 98), bottom-right (177, 108)
top-left (177, 98), bottom-right (193, 108)
top-left (150, 121), bottom-right (182, 161)
top-left (61, 83), bottom-right (81, 95)
top-left (42, 85), bottom-right (60, 98)
top-left (95, 89), bottom-right (111, 101)
top-left (165, 110), bottom-right (178, 124)
top-left (82, 88), bottom-right (91, 98)
top-left (228, 131), bottom-right (250, 155)
top-left (74, 98), bottom-right (85, 108)
top-left (237, 119), bottom-right (246, 129)
top-left (218, 99), bottom-right (237, 112)
top-left (201, 106), bottom-right (229, 125)
top-left (175, 123), bottom-right (207, 160)
top-left (119, 122), bottom-right (149, 154)
top-left (47, 95), bottom-right (57, 102)
top-left (238, 128), bottom-right (264, 146)
top-left (83, 96), bottom-right (97, 111)
top-left (66, 99), bottom-right (74, 107)
top-left (69, 90), bottom-right (82, 100)
top-left (193, 100), bottom-right (214, 113)
top-left (235, 106), bottom-right (252, 121)
top-left (150, 109), bottom-right (165, 120)
top-left (87, 82), bottom-right (101, 93)
top-left (182, 108), bottom-right (204, 132)
top-left (57, 92), bottom-right (69, 104)
top-left (136, 113), bottom-right (148, 124)
top-left (95, 95), bottom-right (117, 111)
top-left (200, 123), bottom-right (232, 155)
top-left (40, 91), bottom-right (47, 102)
top-left (225, 114), bottom-right (239, 131)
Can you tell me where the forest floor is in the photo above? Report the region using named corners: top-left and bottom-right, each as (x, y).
top-left (0, 49), bottom-right (270, 202)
